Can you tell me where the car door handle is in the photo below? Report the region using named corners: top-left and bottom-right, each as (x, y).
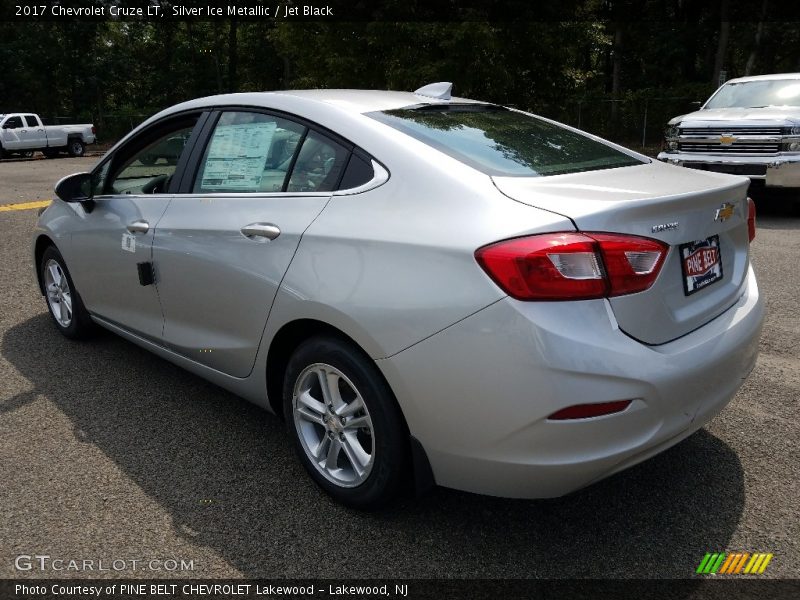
top-left (241, 223), bottom-right (280, 240)
top-left (126, 220), bottom-right (150, 234)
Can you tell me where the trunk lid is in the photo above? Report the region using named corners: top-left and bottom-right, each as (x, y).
top-left (493, 161), bottom-right (752, 345)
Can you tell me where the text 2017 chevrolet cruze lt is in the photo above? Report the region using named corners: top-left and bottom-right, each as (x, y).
top-left (33, 83), bottom-right (764, 508)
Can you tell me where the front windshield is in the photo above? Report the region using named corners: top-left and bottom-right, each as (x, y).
top-left (705, 79), bottom-right (800, 109)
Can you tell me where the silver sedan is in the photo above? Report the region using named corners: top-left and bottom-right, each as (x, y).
top-left (33, 83), bottom-right (765, 509)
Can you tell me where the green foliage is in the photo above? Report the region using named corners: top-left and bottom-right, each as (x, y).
top-left (2, 4), bottom-right (799, 145)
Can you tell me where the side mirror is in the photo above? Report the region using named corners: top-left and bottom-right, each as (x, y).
top-left (55, 172), bottom-right (93, 203)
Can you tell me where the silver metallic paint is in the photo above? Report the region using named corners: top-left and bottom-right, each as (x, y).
top-left (32, 90), bottom-right (766, 499)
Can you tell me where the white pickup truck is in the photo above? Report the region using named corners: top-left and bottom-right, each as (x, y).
top-left (0, 113), bottom-right (96, 159)
top-left (658, 73), bottom-right (800, 191)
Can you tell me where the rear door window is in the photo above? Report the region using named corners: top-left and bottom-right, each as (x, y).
top-left (286, 130), bottom-right (349, 192)
top-left (193, 111), bottom-right (306, 193)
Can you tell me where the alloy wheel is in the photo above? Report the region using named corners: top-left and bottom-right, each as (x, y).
top-left (292, 363), bottom-right (375, 488)
top-left (44, 258), bottom-right (73, 328)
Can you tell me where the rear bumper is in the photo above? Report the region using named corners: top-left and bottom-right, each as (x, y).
top-left (378, 266), bottom-right (764, 498)
top-left (656, 151), bottom-right (800, 188)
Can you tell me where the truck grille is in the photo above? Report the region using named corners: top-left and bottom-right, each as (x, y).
top-left (680, 126), bottom-right (783, 136)
top-left (678, 126), bottom-right (782, 154)
top-left (678, 142), bottom-right (780, 154)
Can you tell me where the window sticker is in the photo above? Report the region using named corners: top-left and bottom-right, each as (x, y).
top-left (121, 233), bottom-right (136, 253)
top-left (200, 122), bottom-right (277, 191)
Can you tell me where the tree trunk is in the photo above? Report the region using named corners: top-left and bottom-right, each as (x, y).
top-left (712, 0), bottom-right (731, 86)
top-left (228, 17), bottom-right (239, 92)
top-left (611, 21), bottom-right (623, 123)
top-left (745, 0), bottom-right (768, 75)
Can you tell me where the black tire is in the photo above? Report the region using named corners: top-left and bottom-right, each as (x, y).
top-left (40, 246), bottom-right (95, 339)
top-left (22, 150), bottom-right (34, 158)
top-left (67, 139), bottom-right (85, 157)
top-left (283, 336), bottom-right (409, 510)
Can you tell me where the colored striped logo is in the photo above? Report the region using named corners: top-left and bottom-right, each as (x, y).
top-left (696, 552), bottom-right (773, 575)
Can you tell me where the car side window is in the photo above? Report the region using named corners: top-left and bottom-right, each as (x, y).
top-left (287, 131), bottom-right (349, 193)
top-left (339, 152), bottom-right (375, 190)
top-left (23, 115), bottom-right (38, 127)
top-left (106, 120), bottom-right (198, 196)
top-left (3, 116), bottom-right (22, 129)
top-left (193, 111), bottom-right (306, 193)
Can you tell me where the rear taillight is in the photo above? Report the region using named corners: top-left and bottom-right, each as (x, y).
top-left (475, 232), bottom-right (668, 301)
top-left (747, 197), bottom-right (756, 242)
top-left (91, 126), bottom-right (96, 135)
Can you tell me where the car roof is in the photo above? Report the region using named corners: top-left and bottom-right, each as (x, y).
top-left (724, 72), bottom-right (800, 84)
top-left (166, 89), bottom-right (488, 117)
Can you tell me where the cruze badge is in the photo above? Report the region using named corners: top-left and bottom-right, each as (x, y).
top-left (651, 222), bottom-right (679, 233)
top-left (714, 202), bottom-right (735, 222)
top-left (719, 134), bottom-right (737, 146)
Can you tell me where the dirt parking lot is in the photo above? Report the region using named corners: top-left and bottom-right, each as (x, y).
top-left (0, 157), bottom-right (798, 579)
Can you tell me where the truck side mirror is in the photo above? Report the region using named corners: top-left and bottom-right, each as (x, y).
top-left (55, 172), bottom-right (93, 203)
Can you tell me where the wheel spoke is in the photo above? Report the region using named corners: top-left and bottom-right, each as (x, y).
top-left (314, 435), bottom-right (331, 461)
top-left (59, 299), bottom-right (68, 323)
top-left (323, 437), bottom-right (341, 470)
top-left (325, 371), bottom-right (344, 409)
top-left (341, 433), bottom-right (370, 476)
top-left (336, 395), bottom-right (364, 418)
top-left (48, 263), bottom-right (61, 287)
top-left (315, 368), bottom-right (334, 407)
top-left (316, 368), bottom-right (344, 410)
top-left (61, 293), bottom-right (72, 316)
top-left (343, 414), bottom-right (371, 430)
top-left (297, 389), bottom-right (326, 417)
top-left (297, 406), bottom-right (324, 426)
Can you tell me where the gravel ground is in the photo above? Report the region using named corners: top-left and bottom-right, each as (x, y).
top-left (0, 158), bottom-right (798, 580)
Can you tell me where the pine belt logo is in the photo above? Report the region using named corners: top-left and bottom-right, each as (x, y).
top-left (696, 552), bottom-right (773, 575)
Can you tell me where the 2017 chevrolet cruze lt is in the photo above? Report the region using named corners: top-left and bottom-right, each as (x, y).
top-left (33, 82), bottom-right (765, 509)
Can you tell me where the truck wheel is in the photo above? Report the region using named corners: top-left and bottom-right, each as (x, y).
top-left (22, 150), bottom-right (34, 158)
top-left (68, 139), bottom-right (85, 157)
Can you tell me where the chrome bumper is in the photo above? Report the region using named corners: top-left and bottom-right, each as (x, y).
top-left (656, 151), bottom-right (800, 187)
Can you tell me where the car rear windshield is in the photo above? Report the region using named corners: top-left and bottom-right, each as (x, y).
top-left (368, 105), bottom-right (644, 177)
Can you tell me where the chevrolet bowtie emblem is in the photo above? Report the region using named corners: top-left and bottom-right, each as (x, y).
top-left (714, 202), bottom-right (735, 222)
top-left (719, 134), bottom-right (737, 146)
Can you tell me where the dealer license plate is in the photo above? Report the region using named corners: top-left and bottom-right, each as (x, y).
top-left (680, 235), bottom-right (723, 296)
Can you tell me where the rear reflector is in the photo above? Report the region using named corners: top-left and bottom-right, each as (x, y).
top-left (747, 197), bottom-right (756, 242)
top-left (475, 232), bottom-right (668, 301)
top-left (547, 400), bottom-right (632, 420)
